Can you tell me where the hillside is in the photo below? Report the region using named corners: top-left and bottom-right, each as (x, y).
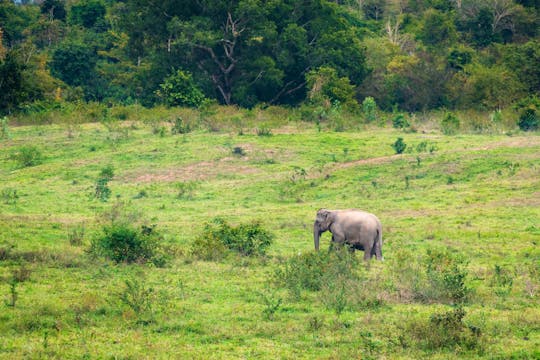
top-left (1, 113), bottom-right (539, 358)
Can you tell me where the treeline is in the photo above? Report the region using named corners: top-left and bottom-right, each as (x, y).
top-left (0, 0), bottom-right (538, 115)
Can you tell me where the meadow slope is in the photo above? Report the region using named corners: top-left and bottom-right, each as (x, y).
top-left (0, 119), bottom-right (539, 359)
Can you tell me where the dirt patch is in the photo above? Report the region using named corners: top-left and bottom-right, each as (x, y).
top-left (127, 158), bottom-right (260, 183)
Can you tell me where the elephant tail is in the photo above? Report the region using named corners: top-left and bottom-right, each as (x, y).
top-left (372, 227), bottom-right (383, 260)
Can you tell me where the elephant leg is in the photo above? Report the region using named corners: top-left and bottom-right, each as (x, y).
top-left (363, 251), bottom-right (372, 261)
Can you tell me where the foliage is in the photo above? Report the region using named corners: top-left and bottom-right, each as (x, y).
top-left (392, 113), bottom-right (410, 129)
top-left (94, 165), bottom-right (114, 201)
top-left (157, 70), bottom-right (206, 108)
top-left (117, 278), bottom-right (155, 321)
top-left (10, 145), bottom-right (43, 167)
top-left (69, 0), bottom-right (106, 29)
top-left (518, 106), bottom-right (539, 131)
top-left (170, 116), bottom-right (192, 135)
top-left (410, 307), bottom-right (482, 351)
top-left (306, 67), bottom-right (358, 111)
top-left (90, 223), bottom-right (165, 266)
top-left (392, 137), bottom-right (407, 154)
top-left (362, 97), bottom-right (378, 122)
top-left (441, 111), bottom-right (460, 135)
top-left (1, 116), bottom-right (10, 139)
top-left (192, 218), bottom-right (273, 259)
top-left (1, 187), bottom-right (19, 205)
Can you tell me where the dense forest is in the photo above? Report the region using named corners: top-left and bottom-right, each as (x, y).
top-left (1, 0), bottom-right (539, 115)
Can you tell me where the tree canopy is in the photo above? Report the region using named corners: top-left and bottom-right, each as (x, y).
top-left (0, 0), bottom-right (538, 113)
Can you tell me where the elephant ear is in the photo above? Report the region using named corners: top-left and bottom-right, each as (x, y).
top-left (316, 209), bottom-right (331, 225)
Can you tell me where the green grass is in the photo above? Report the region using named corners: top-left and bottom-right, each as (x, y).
top-left (0, 112), bottom-right (539, 359)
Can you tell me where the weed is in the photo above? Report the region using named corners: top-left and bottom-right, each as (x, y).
top-left (1, 187), bottom-right (19, 204)
top-left (256, 127), bottom-right (273, 136)
top-left (1, 116), bottom-right (10, 139)
top-left (392, 137), bottom-right (407, 154)
top-left (490, 265), bottom-right (514, 298)
top-left (260, 290), bottom-right (283, 320)
top-left (176, 181), bottom-right (198, 200)
top-left (307, 315), bottom-right (325, 332)
top-left (10, 146), bottom-right (43, 167)
top-left (171, 116), bottom-right (192, 134)
top-left (67, 223), bottom-right (85, 246)
top-left (118, 278), bottom-right (155, 323)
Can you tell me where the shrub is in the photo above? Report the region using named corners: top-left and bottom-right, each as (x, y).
top-left (518, 106), bottom-right (539, 131)
top-left (156, 69), bottom-right (205, 108)
top-left (191, 218), bottom-right (273, 259)
top-left (1, 116), bottom-right (10, 139)
top-left (118, 278), bottom-right (155, 321)
top-left (94, 165), bottom-right (114, 201)
top-left (10, 146), bottom-right (43, 167)
top-left (410, 307), bottom-right (481, 351)
top-left (90, 223), bottom-right (166, 266)
top-left (392, 113), bottom-right (410, 129)
top-left (68, 223), bottom-right (85, 246)
top-left (441, 111), bottom-right (460, 135)
top-left (171, 116), bottom-right (192, 134)
top-left (1, 187), bottom-right (19, 204)
top-left (424, 248), bottom-right (470, 304)
top-left (392, 137), bottom-right (407, 154)
top-left (362, 96), bottom-right (377, 122)
top-left (175, 181), bottom-right (198, 200)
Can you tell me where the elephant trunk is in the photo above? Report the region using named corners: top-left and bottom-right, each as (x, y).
top-left (314, 224), bottom-right (321, 251)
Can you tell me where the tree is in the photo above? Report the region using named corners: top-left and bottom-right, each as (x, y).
top-left (306, 66), bottom-right (358, 110)
top-left (70, 0), bottom-right (107, 29)
top-left (0, 51), bottom-right (25, 113)
top-left (40, 0), bottom-right (66, 22)
top-left (419, 9), bottom-right (457, 46)
top-left (156, 69), bottom-right (205, 107)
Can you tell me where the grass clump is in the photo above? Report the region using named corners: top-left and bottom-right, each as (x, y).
top-left (1, 187), bottom-right (19, 204)
top-left (10, 146), bottom-right (43, 167)
top-left (191, 218), bottom-right (273, 260)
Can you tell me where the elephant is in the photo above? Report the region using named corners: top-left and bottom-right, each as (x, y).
top-left (313, 209), bottom-right (383, 260)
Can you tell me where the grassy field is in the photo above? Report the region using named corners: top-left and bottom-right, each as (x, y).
top-left (0, 110), bottom-right (539, 359)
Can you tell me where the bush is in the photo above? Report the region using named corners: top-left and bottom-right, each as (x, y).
top-left (171, 116), bottom-right (192, 134)
top-left (392, 113), bottom-right (410, 129)
top-left (191, 218), bottom-right (273, 259)
top-left (424, 249), bottom-right (470, 304)
top-left (362, 96), bottom-right (377, 122)
top-left (10, 146), bottom-right (43, 167)
top-left (94, 165), bottom-right (114, 201)
top-left (392, 137), bottom-right (407, 154)
top-left (518, 106), bottom-right (539, 131)
top-left (90, 223), bottom-right (166, 266)
top-left (441, 112), bottom-right (460, 135)
top-left (1, 116), bottom-right (10, 139)
top-left (156, 69), bottom-right (205, 108)
top-left (410, 307), bottom-right (481, 351)
top-left (1, 187), bottom-right (19, 204)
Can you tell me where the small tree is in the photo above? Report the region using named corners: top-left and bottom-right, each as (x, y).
top-left (362, 97), bottom-right (378, 122)
top-left (157, 69), bottom-right (205, 108)
top-left (392, 137), bottom-right (407, 154)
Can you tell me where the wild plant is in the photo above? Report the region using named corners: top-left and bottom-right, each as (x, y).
top-left (176, 181), bottom-right (198, 200)
top-left (171, 116), bottom-right (192, 134)
top-left (1, 187), bottom-right (19, 204)
top-left (489, 264), bottom-right (514, 298)
top-left (94, 165), bottom-right (114, 201)
top-left (0, 116), bottom-right (10, 139)
top-left (441, 112), bottom-right (460, 135)
top-left (67, 223), bottom-right (85, 246)
top-left (192, 218), bottom-right (273, 259)
top-left (260, 290), bottom-right (283, 320)
top-left (392, 137), bottom-right (407, 154)
top-left (118, 278), bottom-right (155, 323)
top-left (10, 146), bottom-right (43, 167)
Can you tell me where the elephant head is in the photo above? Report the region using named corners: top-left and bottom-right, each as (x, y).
top-left (314, 209), bottom-right (333, 251)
